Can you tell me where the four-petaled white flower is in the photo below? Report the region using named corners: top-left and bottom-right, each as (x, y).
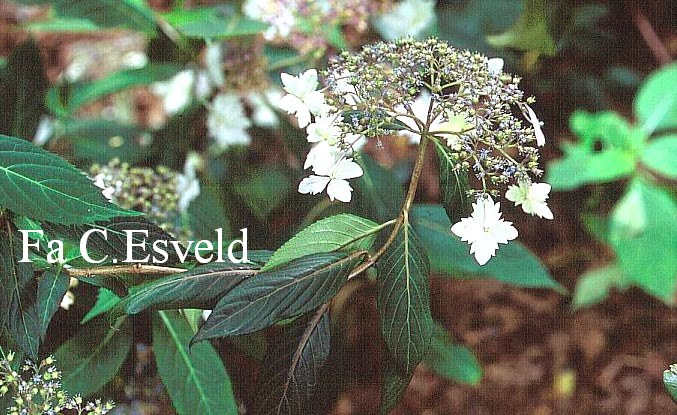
top-left (298, 152), bottom-right (363, 202)
top-left (505, 182), bottom-right (553, 219)
top-left (523, 103), bottom-right (546, 146)
top-left (278, 69), bottom-right (327, 128)
top-left (151, 69), bottom-right (196, 115)
top-left (306, 115), bottom-right (341, 145)
top-left (207, 93), bottom-right (252, 149)
top-left (451, 197), bottom-right (518, 265)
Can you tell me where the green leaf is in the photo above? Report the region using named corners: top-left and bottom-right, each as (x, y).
top-left (187, 183), bottom-right (231, 241)
top-left (54, 0), bottom-right (157, 34)
top-left (435, 142), bottom-right (471, 223)
top-left (254, 309), bottom-right (331, 415)
top-left (25, 17), bottom-right (101, 32)
top-left (608, 180), bottom-right (677, 303)
top-left (122, 262), bottom-right (259, 314)
top-left (571, 264), bottom-right (629, 309)
top-left (641, 135), bottom-right (677, 179)
top-left (0, 135), bottom-right (140, 224)
top-left (263, 214), bottom-right (380, 271)
top-left (486, 0), bottom-right (557, 56)
top-left (379, 353), bottom-right (412, 415)
top-left (377, 224), bottom-right (432, 373)
top-left (437, 0), bottom-right (523, 54)
top-left (353, 155), bottom-right (405, 223)
top-left (47, 64), bottom-right (179, 116)
top-left (36, 268), bottom-right (70, 338)
top-left (634, 62), bottom-right (677, 134)
top-left (233, 168), bottom-right (292, 221)
top-left (60, 119), bottom-right (148, 164)
top-left (194, 252), bottom-right (360, 342)
top-left (162, 7), bottom-right (267, 39)
top-left (54, 317), bottom-right (132, 397)
top-left (423, 323), bottom-right (482, 385)
top-left (0, 38), bottom-right (48, 140)
top-left (0, 225), bottom-right (40, 358)
top-left (81, 288), bottom-right (120, 324)
top-left (664, 365), bottom-right (677, 403)
top-left (153, 311), bottom-right (238, 415)
top-left (410, 205), bottom-right (562, 289)
top-left (44, 217), bottom-right (185, 265)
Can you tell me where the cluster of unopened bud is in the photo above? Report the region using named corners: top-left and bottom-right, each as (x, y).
top-left (0, 352), bottom-right (114, 415)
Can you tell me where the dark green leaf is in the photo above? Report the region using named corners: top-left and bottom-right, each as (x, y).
top-left (194, 252), bottom-right (360, 342)
top-left (45, 216), bottom-right (185, 265)
top-left (54, 0), bottom-right (157, 34)
top-left (0, 38), bottom-right (48, 140)
top-left (233, 168), bottom-right (292, 221)
top-left (423, 323), bottom-right (482, 385)
top-left (254, 309), bottom-right (331, 415)
top-left (410, 205), bottom-right (562, 290)
top-left (263, 214), bottom-right (379, 271)
top-left (377, 224), bottom-right (432, 373)
top-left (60, 119), bottom-right (148, 164)
top-left (634, 62), bottom-right (677, 134)
top-left (187, 183), bottom-right (231, 241)
top-left (353, 155), bottom-right (405, 223)
top-left (379, 353), bottom-right (412, 415)
top-left (0, 135), bottom-right (140, 224)
top-left (47, 64), bottom-right (179, 116)
top-left (36, 268), bottom-right (70, 339)
top-left (153, 311), bottom-right (238, 415)
top-left (435, 142), bottom-right (471, 223)
top-left (81, 288), bottom-right (120, 324)
top-left (123, 261), bottom-right (258, 314)
top-left (54, 317), bottom-right (132, 397)
top-left (0, 225), bottom-right (39, 358)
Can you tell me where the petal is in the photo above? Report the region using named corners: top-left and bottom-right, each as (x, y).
top-left (280, 72), bottom-right (301, 95)
top-left (470, 235), bottom-right (499, 265)
top-left (525, 104), bottom-right (546, 146)
top-left (505, 185), bottom-right (522, 203)
top-left (303, 91), bottom-right (327, 115)
top-left (532, 202), bottom-right (554, 220)
top-left (298, 69), bottom-right (319, 94)
top-left (487, 58), bottom-right (504, 75)
top-left (529, 182), bottom-right (551, 200)
top-left (278, 94), bottom-right (305, 114)
top-left (298, 175), bottom-right (330, 195)
top-left (333, 159), bottom-right (364, 180)
top-left (490, 220), bottom-right (518, 243)
top-left (327, 179), bottom-right (353, 202)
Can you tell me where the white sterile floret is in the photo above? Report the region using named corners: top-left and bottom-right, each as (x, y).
top-left (204, 41), bottom-right (225, 87)
top-left (279, 69), bottom-right (327, 128)
top-left (523, 104), bottom-right (546, 146)
top-left (176, 153), bottom-right (202, 213)
top-left (306, 115), bottom-right (341, 144)
top-left (207, 93), bottom-right (252, 149)
top-left (151, 69), bottom-right (196, 115)
top-left (246, 89), bottom-right (283, 128)
top-left (505, 182), bottom-right (553, 219)
top-left (304, 140), bottom-right (341, 170)
top-left (298, 152), bottom-right (364, 202)
top-left (373, 0), bottom-right (436, 41)
top-left (396, 91), bottom-right (443, 144)
top-left (451, 197), bottom-right (518, 265)
top-left (487, 58), bottom-right (504, 75)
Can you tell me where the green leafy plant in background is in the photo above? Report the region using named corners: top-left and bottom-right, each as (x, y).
top-left (0, 0), bottom-right (567, 414)
top-left (547, 63), bottom-right (677, 306)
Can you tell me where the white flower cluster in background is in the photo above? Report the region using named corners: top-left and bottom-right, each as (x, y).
top-left (279, 69), bottom-right (366, 202)
top-left (372, 0), bottom-right (436, 41)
